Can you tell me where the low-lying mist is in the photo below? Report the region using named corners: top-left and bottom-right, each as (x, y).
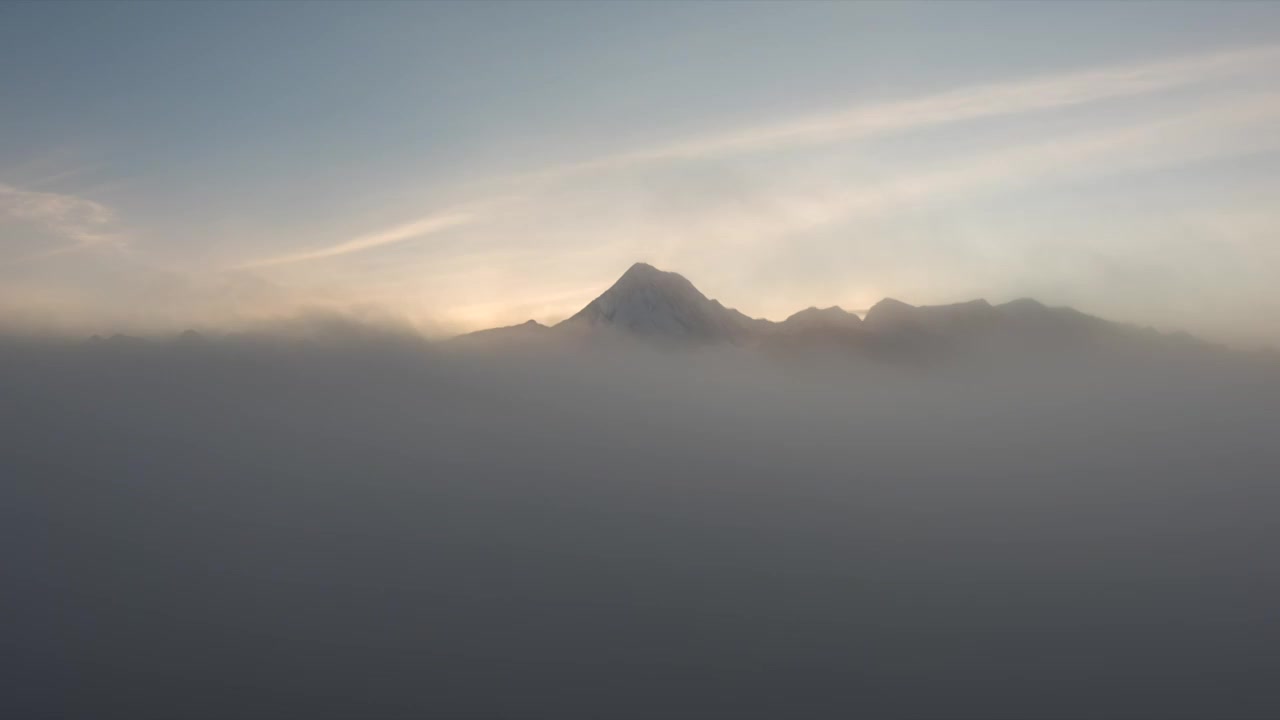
top-left (3, 327), bottom-right (1279, 718)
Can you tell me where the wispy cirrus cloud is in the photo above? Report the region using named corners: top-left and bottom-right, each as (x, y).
top-left (497, 43), bottom-right (1280, 185)
top-left (716, 90), bottom-right (1280, 244)
top-left (0, 183), bottom-right (128, 259)
top-left (237, 210), bottom-right (476, 269)
top-left (246, 44), bottom-right (1280, 274)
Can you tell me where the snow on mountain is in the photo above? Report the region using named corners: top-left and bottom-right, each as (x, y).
top-left (556, 262), bottom-right (766, 344)
top-left (454, 261), bottom-right (1206, 356)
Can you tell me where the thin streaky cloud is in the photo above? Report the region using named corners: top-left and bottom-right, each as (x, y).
top-left (0, 183), bottom-right (127, 261)
top-left (492, 44), bottom-right (1280, 187)
top-left (676, 92), bottom-right (1280, 251)
top-left (431, 91), bottom-right (1280, 312)
top-left (238, 211), bottom-right (476, 269)
top-left (253, 45), bottom-right (1278, 272)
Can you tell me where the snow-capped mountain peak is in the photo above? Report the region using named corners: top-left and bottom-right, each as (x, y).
top-left (557, 262), bottom-right (760, 343)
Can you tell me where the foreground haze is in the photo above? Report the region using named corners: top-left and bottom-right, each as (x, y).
top-left (5, 2), bottom-right (1280, 718)
top-left (4, 262), bottom-right (1280, 717)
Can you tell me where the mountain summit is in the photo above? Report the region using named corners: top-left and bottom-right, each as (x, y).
top-left (455, 261), bottom-right (1199, 355)
top-left (557, 262), bottom-right (764, 343)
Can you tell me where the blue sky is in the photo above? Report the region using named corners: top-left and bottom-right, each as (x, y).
top-left (3, 1), bottom-right (1280, 342)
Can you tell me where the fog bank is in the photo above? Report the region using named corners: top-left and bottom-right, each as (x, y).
top-left (3, 331), bottom-right (1279, 718)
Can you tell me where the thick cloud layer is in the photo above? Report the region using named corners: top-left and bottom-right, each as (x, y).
top-left (3, 331), bottom-right (1279, 718)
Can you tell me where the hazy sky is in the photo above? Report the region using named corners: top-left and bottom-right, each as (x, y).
top-left (3, 1), bottom-right (1280, 343)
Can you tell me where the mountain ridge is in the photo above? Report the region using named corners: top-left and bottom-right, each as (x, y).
top-left (452, 261), bottom-right (1216, 357)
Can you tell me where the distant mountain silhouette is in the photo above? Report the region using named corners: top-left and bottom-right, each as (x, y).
top-left (557, 262), bottom-right (767, 344)
top-left (450, 319), bottom-right (552, 349)
top-left (454, 261), bottom-right (1209, 358)
top-left (779, 306), bottom-right (863, 332)
top-left (58, 260), bottom-right (1259, 369)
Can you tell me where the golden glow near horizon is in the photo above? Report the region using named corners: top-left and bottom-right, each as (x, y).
top-left (3, 4), bottom-right (1280, 345)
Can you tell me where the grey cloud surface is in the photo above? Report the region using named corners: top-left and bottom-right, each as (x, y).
top-left (3, 331), bottom-right (1279, 717)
